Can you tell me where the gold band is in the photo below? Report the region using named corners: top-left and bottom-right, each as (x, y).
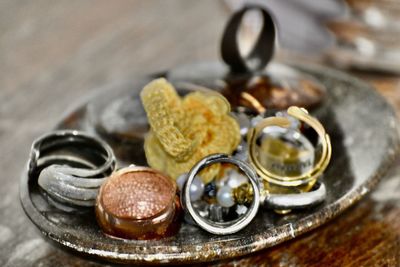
top-left (247, 106), bottom-right (331, 187)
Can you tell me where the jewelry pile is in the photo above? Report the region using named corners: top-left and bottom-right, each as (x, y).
top-left (27, 77), bottom-right (331, 239)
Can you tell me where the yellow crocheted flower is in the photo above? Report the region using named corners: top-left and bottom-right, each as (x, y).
top-left (141, 78), bottom-right (241, 183)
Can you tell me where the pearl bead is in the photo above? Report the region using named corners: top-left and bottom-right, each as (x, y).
top-left (227, 171), bottom-right (248, 188)
top-left (215, 174), bottom-right (228, 188)
top-left (217, 185), bottom-right (235, 208)
top-left (176, 174), bottom-right (187, 191)
top-left (190, 176), bottom-right (205, 202)
top-left (176, 174), bottom-right (204, 201)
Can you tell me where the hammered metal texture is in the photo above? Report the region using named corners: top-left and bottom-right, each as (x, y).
top-left (101, 171), bottom-right (174, 220)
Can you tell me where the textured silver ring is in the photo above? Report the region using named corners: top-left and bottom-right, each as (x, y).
top-left (263, 181), bottom-right (327, 210)
top-left (29, 130), bottom-right (116, 207)
top-left (182, 153), bottom-right (261, 235)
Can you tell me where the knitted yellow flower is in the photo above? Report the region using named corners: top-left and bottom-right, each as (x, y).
top-left (140, 78), bottom-right (241, 183)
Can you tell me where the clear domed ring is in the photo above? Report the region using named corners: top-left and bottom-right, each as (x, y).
top-left (248, 106), bottom-right (332, 187)
top-left (181, 153), bottom-right (261, 235)
top-left (182, 154), bottom-right (327, 235)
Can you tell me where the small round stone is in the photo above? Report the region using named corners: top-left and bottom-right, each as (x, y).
top-left (236, 204), bottom-right (248, 216)
top-left (217, 185), bottom-right (235, 208)
top-left (177, 174), bottom-right (204, 201)
top-left (227, 171), bottom-right (248, 188)
top-left (204, 182), bottom-right (217, 198)
top-left (176, 173), bottom-right (187, 191)
top-left (190, 176), bottom-right (205, 201)
top-left (215, 174), bottom-right (228, 188)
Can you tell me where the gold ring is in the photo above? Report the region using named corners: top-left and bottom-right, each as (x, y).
top-left (247, 106), bottom-right (331, 187)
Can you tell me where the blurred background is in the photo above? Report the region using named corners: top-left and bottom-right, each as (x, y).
top-left (225, 0), bottom-right (400, 72)
top-left (1, 1), bottom-right (400, 266)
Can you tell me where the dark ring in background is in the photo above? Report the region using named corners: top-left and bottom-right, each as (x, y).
top-left (221, 5), bottom-right (276, 74)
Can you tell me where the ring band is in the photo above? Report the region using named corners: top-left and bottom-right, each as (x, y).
top-left (29, 130), bottom-right (116, 207)
top-left (247, 106), bottom-right (331, 187)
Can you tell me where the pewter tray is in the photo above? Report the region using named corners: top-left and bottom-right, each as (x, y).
top-left (20, 62), bottom-right (400, 265)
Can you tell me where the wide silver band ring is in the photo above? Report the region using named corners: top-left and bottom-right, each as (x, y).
top-left (29, 130), bottom-right (116, 207)
top-left (263, 181), bottom-right (327, 210)
top-left (182, 153), bottom-right (261, 235)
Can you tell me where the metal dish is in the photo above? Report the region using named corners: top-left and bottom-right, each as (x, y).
top-left (20, 62), bottom-right (399, 265)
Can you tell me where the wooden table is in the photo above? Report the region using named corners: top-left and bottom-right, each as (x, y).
top-left (1, 1), bottom-right (399, 266)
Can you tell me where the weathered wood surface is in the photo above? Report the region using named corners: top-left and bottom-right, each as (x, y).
top-left (1, 1), bottom-right (399, 266)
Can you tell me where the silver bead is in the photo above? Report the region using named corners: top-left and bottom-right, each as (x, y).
top-left (236, 204), bottom-right (248, 216)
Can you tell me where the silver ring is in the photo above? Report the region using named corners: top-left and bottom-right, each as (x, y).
top-left (182, 154), bottom-right (261, 235)
top-left (182, 154), bottom-right (327, 235)
top-left (29, 130), bottom-right (116, 207)
top-left (263, 181), bottom-right (327, 210)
